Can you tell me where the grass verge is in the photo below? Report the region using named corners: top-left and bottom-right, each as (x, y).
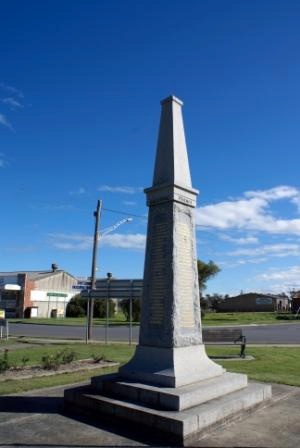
top-left (202, 311), bottom-right (298, 326)
top-left (0, 343), bottom-right (299, 395)
top-left (209, 346), bottom-right (300, 387)
top-left (9, 312), bottom-right (299, 326)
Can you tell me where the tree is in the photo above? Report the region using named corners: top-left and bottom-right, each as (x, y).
top-left (120, 298), bottom-right (141, 322)
top-left (94, 299), bottom-right (115, 318)
top-left (197, 259), bottom-right (221, 292)
top-left (66, 294), bottom-right (115, 318)
top-left (66, 294), bottom-right (86, 317)
top-left (197, 260), bottom-right (220, 319)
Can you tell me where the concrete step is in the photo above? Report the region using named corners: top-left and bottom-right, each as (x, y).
top-left (91, 371), bottom-right (248, 411)
top-left (64, 381), bottom-right (271, 445)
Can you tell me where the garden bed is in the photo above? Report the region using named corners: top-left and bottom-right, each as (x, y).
top-left (0, 359), bottom-right (118, 382)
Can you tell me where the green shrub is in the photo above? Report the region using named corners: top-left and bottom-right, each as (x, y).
top-left (41, 353), bottom-right (62, 370)
top-left (276, 314), bottom-right (298, 320)
top-left (94, 299), bottom-right (115, 318)
top-left (120, 298), bottom-right (141, 322)
top-left (60, 349), bottom-right (76, 364)
top-left (41, 349), bottom-right (76, 370)
top-left (21, 356), bottom-right (29, 368)
top-left (0, 349), bottom-right (10, 373)
top-left (66, 295), bottom-right (86, 317)
top-left (91, 353), bottom-right (104, 363)
top-left (66, 295), bottom-right (115, 318)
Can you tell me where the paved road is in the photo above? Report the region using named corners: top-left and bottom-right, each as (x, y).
top-left (8, 322), bottom-right (300, 344)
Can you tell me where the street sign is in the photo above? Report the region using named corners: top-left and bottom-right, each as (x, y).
top-left (73, 285), bottom-right (91, 290)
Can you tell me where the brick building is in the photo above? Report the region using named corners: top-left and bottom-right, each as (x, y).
top-left (216, 292), bottom-right (290, 312)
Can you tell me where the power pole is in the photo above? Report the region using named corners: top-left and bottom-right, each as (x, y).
top-left (87, 199), bottom-right (102, 340)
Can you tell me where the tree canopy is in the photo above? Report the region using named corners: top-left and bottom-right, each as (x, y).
top-left (197, 259), bottom-right (220, 291)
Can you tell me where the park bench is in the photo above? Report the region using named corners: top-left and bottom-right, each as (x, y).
top-left (202, 327), bottom-right (246, 358)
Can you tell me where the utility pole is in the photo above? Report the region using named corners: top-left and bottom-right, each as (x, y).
top-left (87, 199), bottom-right (102, 340)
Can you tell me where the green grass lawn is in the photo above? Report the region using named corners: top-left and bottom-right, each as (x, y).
top-left (8, 313), bottom-right (139, 326)
top-left (202, 311), bottom-right (298, 325)
top-left (9, 311), bottom-right (298, 326)
top-left (207, 346), bottom-right (300, 387)
top-left (0, 341), bottom-right (299, 395)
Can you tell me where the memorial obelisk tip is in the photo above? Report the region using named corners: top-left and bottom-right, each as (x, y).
top-left (152, 95), bottom-right (192, 189)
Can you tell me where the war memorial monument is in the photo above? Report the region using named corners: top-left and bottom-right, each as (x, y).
top-left (64, 96), bottom-right (272, 445)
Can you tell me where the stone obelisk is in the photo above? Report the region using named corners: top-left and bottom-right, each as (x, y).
top-left (65, 96), bottom-right (271, 445)
top-left (120, 96), bottom-right (223, 386)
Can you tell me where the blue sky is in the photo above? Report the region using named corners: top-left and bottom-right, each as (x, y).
top-left (1, 0), bottom-right (300, 295)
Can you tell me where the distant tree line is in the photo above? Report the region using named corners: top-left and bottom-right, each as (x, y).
top-left (66, 294), bottom-right (115, 318)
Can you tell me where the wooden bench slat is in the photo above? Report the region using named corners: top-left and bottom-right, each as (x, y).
top-left (202, 328), bottom-right (246, 358)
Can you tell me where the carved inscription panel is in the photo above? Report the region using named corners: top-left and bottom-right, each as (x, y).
top-left (149, 221), bottom-right (168, 325)
top-left (177, 221), bottom-right (195, 328)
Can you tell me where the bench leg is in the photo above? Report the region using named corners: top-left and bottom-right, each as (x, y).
top-left (240, 343), bottom-right (246, 358)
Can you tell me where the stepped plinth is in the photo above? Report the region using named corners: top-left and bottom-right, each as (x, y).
top-left (64, 96), bottom-right (271, 445)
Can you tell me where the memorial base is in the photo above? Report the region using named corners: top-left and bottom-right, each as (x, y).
top-left (119, 344), bottom-right (225, 387)
top-left (64, 371), bottom-right (272, 446)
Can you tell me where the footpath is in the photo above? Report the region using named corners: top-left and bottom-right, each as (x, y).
top-left (0, 381), bottom-right (299, 447)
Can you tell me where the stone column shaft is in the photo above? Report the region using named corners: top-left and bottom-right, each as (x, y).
top-left (120, 96), bottom-right (223, 387)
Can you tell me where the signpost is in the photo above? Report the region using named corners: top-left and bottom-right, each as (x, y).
top-left (80, 279), bottom-right (142, 344)
top-left (0, 318), bottom-right (8, 340)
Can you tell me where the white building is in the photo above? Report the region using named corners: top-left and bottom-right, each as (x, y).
top-left (0, 265), bottom-right (78, 318)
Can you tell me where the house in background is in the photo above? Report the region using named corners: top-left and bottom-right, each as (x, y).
top-left (0, 265), bottom-right (77, 318)
top-left (216, 292), bottom-right (290, 312)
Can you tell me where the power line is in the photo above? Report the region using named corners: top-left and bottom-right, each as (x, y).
top-left (103, 207), bottom-right (278, 233)
top-left (102, 207), bottom-right (147, 219)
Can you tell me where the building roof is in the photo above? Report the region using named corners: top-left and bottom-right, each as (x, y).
top-left (227, 292), bottom-right (288, 301)
top-left (0, 270), bottom-right (77, 281)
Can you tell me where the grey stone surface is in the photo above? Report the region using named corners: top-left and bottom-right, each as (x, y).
top-left (91, 371), bottom-right (248, 411)
top-left (1, 382), bottom-right (299, 447)
top-left (65, 381), bottom-right (272, 444)
top-left (121, 95), bottom-right (223, 387)
top-left (119, 344), bottom-right (224, 387)
top-left (63, 96), bottom-right (272, 444)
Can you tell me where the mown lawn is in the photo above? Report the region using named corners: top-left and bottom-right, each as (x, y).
top-left (202, 311), bottom-right (297, 325)
top-left (0, 342), bottom-right (299, 395)
top-left (8, 313), bottom-right (138, 326)
top-left (207, 345), bottom-right (300, 387)
top-left (9, 311), bottom-right (298, 327)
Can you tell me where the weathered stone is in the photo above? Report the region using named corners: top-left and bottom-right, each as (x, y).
top-left (64, 95), bottom-right (272, 444)
top-left (120, 95), bottom-right (223, 387)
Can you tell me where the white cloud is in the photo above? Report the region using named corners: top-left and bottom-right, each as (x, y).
top-left (219, 234), bottom-right (258, 245)
top-left (122, 200), bottom-right (137, 206)
top-left (0, 153), bottom-right (8, 168)
top-left (0, 113), bottom-right (13, 131)
top-left (196, 185), bottom-right (300, 235)
top-left (101, 233), bottom-right (146, 250)
top-left (69, 187), bottom-right (86, 196)
top-left (244, 185), bottom-right (298, 201)
top-left (256, 266), bottom-right (300, 292)
top-left (48, 232), bottom-right (146, 251)
top-left (98, 185), bottom-right (142, 194)
top-left (0, 83), bottom-right (23, 98)
top-left (291, 196), bottom-right (300, 213)
top-left (229, 243), bottom-right (300, 258)
top-left (48, 233), bottom-right (92, 250)
top-left (2, 97), bottom-right (23, 109)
